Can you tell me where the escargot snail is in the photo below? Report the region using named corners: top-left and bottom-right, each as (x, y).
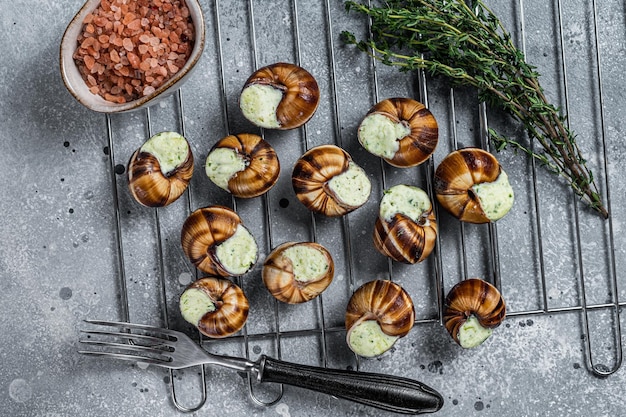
top-left (357, 98), bottom-right (438, 168)
top-left (292, 144), bottom-right (372, 217)
top-left (345, 280), bottom-right (415, 357)
top-left (239, 62), bottom-right (320, 130)
top-left (373, 184), bottom-right (438, 264)
top-left (434, 147), bottom-right (514, 223)
top-left (443, 278), bottom-right (506, 348)
top-left (262, 241), bottom-right (334, 304)
top-left (127, 131), bottom-right (194, 207)
top-left (205, 133), bottom-right (280, 198)
top-left (179, 277), bottom-right (249, 338)
top-left (181, 206), bottom-right (258, 277)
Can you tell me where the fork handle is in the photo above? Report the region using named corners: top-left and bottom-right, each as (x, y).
top-left (258, 356), bottom-right (443, 415)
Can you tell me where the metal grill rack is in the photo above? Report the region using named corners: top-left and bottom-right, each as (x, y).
top-left (102, 0), bottom-right (624, 412)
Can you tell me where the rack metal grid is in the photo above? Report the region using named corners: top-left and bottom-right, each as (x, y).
top-left (101, 0), bottom-right (624, 412)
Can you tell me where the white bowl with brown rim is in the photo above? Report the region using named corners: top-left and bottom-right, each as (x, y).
top-left (60, 0), bottom-right (205, 113)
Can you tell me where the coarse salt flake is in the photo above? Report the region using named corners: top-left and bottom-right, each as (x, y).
top-left (73, 0), bottom-right (195, 104)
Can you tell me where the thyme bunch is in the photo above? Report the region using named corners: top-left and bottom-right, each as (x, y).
top-left (343, 0), bottom-right (608, 218)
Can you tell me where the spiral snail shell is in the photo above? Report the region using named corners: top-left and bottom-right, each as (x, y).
top-left (373, 184), bottom-right (438, 264)
top-left (127, 131), bottom-right (194, 207)
top-left (180, 206), bottom-right (258, 277)
top-left (205, 133), bottom-right (280, 198)
top-left (262, 241), bottom-right (334, 304)
top-left (179, 277), bottom-right (249, 338)
top-left (357, 98), bottom-right (438, 168)
top-left (292, 144), bottom-right (371, 217)
top-left (443, 278), bottom-right (506, 348)
top-left (239, 62), bottom-right (320, 130)
top-left (345, 280), bottom-right (415, 357)
top-left (434, 148), bottom-right (514, 223)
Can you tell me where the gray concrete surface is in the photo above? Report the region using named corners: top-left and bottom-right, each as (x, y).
top-left (2, 0), bottom-right (626, 416)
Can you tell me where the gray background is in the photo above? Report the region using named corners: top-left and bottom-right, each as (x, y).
top-left (2, 0), bottom-right (626, 416)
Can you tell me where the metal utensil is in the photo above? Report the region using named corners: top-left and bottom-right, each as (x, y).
top-left (79, 320), bottom-right (443, 415)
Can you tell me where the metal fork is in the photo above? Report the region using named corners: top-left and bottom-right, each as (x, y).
top-left (79, 320), bottom-right (443, 415)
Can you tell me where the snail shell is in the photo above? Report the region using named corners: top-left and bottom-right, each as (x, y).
top-left (345, 280), bottom-right (415, 357)
top-left (434, 147), bottom-right (514, 223)
top-left (443, 278), bottom-right (506, 348)
top-left (292, 144), bottom-right (371, 217)
top-left (262, 241), bottom-right (334, 304)
top-left (373, 185), bottom-right (437, 264)
top-left (239, 62), bottom-right (320, 130)
top-left (127, 131), bottom-right (194, 207)
top-left (179, 277), bottom-right (249, 338)
top-left (205, 133), bottom-right (280, 198)
top-left (357, 98), bottom-right (438, 168)
top-left (180, 206), bottom-right (258, 277)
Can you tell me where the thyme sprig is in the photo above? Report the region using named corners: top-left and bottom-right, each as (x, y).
top-left (343, 0), bottom-right (608, 218)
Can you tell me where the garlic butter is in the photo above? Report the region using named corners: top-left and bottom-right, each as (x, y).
top-left (179, 288), bottom-right (215, 326)
top-left (457, 315), bottom-right (493, 349)
top-left (140, 131), bottom-right (189, 175)
top-left (282, 244), bottom-right (330, 283)
top-left (215, 224), bottom-right (258, 276)
top-left (239, 84), bottom-right (283, 129)
top-left (205, 147), bottom-right (247, 191)
top-left (348, 320), bottom-right (399, 358)
top-left (379, 184), bottom-right (432, 223)
top-left (327, 162), bottom-right (371, 207)
top-left (472, 171), bottom-right (514, 221)
top-left (358, 113), bottom-right (410, 159)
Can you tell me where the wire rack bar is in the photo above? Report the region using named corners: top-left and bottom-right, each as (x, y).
top-left (365, 0), bottom-right (397, 295)
top-left (517, 0), bottom-right (551, 316)
top-left (558, 0), bottom-right (622, 376)
top-left (171, 89), bottom-right (208, 412)
top-left (105, 114), bottom-right (131, 324)
top-left (233, 3), bottom-right (279, 404)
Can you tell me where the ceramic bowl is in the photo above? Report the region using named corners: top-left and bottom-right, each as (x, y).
top-left (60, 0), bottom-right (205, 113)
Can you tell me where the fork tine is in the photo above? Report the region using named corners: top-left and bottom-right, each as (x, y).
top-left (80, 329), bottom-right (176, 347)
top-left (83, 319), bottom-right (180, 338)
top-left (78, 349), bottom-right (170, 367)
top-left (79, 339), bottom-right (173, 357)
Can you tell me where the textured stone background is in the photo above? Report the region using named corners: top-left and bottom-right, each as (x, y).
top-left (1, 0), bottom-right (625, 416)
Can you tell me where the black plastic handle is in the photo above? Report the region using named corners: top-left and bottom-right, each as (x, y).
top-left (258, 356), bottom-right (443, 415)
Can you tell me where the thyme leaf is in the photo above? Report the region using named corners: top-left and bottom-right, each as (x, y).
top-left (343, 0), bottom-right (608, 218)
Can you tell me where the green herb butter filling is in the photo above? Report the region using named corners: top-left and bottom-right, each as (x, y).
top-left (205, 147), bottom-right (247, 191)
top-left (240, 84), bottom-right (283, 129)
top-left (471, 171), bottom-right (514, 221)
top-left (140, 131), bottom-right (189, 175)
top-left (379, 184), bottom-right (431, 223)
top-left (215, 224), bottom-right (258, 276)
top-left (179, 288), bottom-right (216, 326)
top-left (457, 315), bottom-right (493, 349)
top-left (348, 320), bottom-right (399, 357)
top-left (282, 245), bottom-right (329, 283)
top-left (327, 162), bottom-right (371, 207)
top-left (358, 113), bottom-right (410, 159)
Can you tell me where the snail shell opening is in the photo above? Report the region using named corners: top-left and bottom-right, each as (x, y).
top-left (179, 276), bottom-right (249, 338)
top-left (127, 131), bottom-right (193, 207)
top-left (205, 133), bottom-right (280, 198)
top-left (373, 184), bottom-right (438, 264)
top-left (239, 62), bottom-right (320, 130)
top-left (292, 144), bottom-right (371, 217)
top-left (180, 206), bottom-right (258, 277)
top-left (345, 280), bottom-right (415, 357)
top-left (443, 278), bottom-right (506, 348)
top-left (262, 241), bottom-right (334, 304)
top-left (434, 147), bottom-right (514, 223)
top-left (357, 98), bottom-right (438, 168)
